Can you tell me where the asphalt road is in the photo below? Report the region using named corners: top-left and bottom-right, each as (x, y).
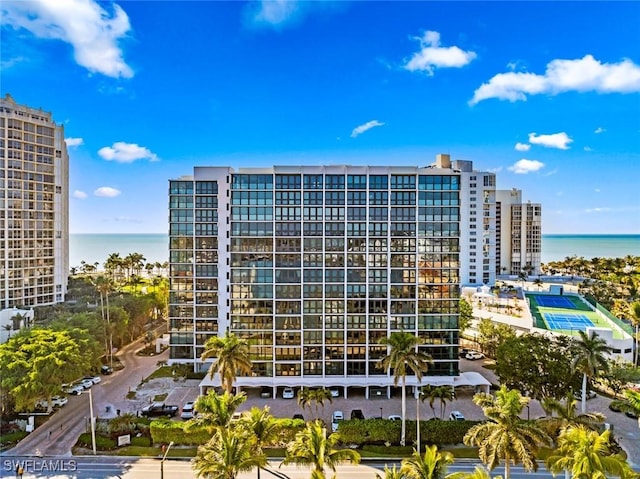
top-left (1, 456), bottom-right (564, 479)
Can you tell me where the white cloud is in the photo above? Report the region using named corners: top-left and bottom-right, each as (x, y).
top-left (351, 120), bottom-right (384, 138)
top-left (98, 142), bottom-right (159, 163)
top-left (507, 159), bottom-right (545, 174)
top-left (528, 132), bottom-right (573, 150)
top-left (72, 190), bottom-right (87, 199)
top-left (403, 30), bottom-right (476, 75)
top-left (94, 186), bottom-right (121, 197)
top-left (595, 188), bottom-right (601, 193)
top-left (584, 146), bottom-right (593, 152)
top-left (514, 142), bottom-right (530, 152)
top-left (1, 0), bottom-right (133, 78)
top-left (470, 55), bottom-right (640, 104)
top-left (65, 137), bottom-right (84, 147)
top-left (585, 207), bottom-right (612, 213)
top-left (594, 127), bottom-right (606, 134)
top-left (250, 0), bottom-right (300, 26)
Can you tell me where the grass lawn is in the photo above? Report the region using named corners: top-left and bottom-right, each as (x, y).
top-left (144, 366), bottom-right (175, 381)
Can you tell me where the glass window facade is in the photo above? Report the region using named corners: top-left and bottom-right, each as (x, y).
top-left (169, 168), bottom-right (462, 380)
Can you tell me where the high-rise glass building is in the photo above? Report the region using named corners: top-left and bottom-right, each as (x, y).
top-left (168, 154), bottom-right (516, 394)
top-left (0, 94), bottom-right (69, 309)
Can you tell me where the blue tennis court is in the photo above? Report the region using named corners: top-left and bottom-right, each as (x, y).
top-left (543, 313), bottom-right (594, 331)
top-left (534, 295), bottom-right (576, 309)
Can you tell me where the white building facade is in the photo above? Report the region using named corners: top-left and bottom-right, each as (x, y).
top-left (168, 155), bottom-right (517, 393)
top-left (495, 188), bottom-right (542, 276)
top-left (0, 94), bottom-right (69, 309)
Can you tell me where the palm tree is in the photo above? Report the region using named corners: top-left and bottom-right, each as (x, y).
top-left (239, 406), bottom-right (280, 479)
top-left (400, 445), bottom-right (459, 479)
top-left (545, 426), bottom-right (635, 479)
top-left (623, 389), bottom-right (640, 429)
top-left (463, 386), bottom-right (551, 479)
top-left (378, 331), bottom-right (433, 446)
top-left (420, 385), bottom-right (440, 419)
top-left (538, 395), bottom-right (605, 439)
top-left (420, 386), bottom-right (455, 420)
top-left (190, 390), bottom-right (247, 429)
top-left (201, 331), bottom-right (252, 393)
top-left (571, 331), bottom-right (613, 413)
top-left (282, 419), bottom-right (361, 479)
top-left (93, 275), bottom-right (113, 366)
top-left (298, 388), bottom-right (333, 419)
top-left (193, 427), bottom-right (265, 479)
top-left (376, 465), bottom-right (405, 479)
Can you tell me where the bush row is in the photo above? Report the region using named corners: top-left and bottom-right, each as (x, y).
top-left (337, 419), bottom-right (480, 446)
top-left (150, 420), bottom-right (215, 446)
top-left (150, 417), bottom-right (306, 447)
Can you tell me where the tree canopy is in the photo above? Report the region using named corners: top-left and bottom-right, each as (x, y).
top-left (494, 333), bottom-right (579, 401)
top-left (0, 328), bottom-right (100, 411)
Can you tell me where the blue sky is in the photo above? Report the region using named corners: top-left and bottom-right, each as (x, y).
top-left (2, 0), bottom-right (639, 234)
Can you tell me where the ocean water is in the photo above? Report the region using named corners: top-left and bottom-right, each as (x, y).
top-left (69, 233), bottom-right (640, 270)
top-left (69, 234), bottom-right (168, 269)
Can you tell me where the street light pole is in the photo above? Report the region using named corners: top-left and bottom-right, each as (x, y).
top-left (88, 388), bottom-right (96, 455)
top-left (161, 441), bottom-right (174, 479)
top-left (416, 388), bottom-right (421, 454)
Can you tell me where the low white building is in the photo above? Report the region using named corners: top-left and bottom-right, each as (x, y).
top-left (0, 308), bottom-right (34, 344)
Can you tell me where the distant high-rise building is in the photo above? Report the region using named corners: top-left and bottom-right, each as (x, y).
top-left (0, 94), bottom-right (69, 308)
top-left (168, 155), bottom-right (524, 394)
top-left (496, 188), bottom-right (542, 276)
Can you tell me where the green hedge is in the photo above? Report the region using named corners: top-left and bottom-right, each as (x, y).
top-left (150, 420), bottom-right (215, 446)
top-left (77, 433), bottom-right (117, 451)
top-left (337, 419), bottom-right (481, 446)
top-left (130, 436), bottom-right (152, 447)
top-left (150, 417), bottom-right (306, 447)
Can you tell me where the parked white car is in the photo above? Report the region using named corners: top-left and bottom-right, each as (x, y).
top-left (77, 379), bottom-right (94, 389)
top-left (282, 387), bottom-right (295, 399)
top-left (449, 410), bottom-right (465, 421)
top-left (331, 410), bottom-right (344, 432)
top-left (63, 383), bottom-right (84, 395)
top-left (465, 351), bottom-right (485, 360)
top-left (181, 401), bottom-right (195, 420)
top-left (83, 375), bottom-right (101, 385)
top-left (37, 396), bottom-right (68, 409)
top-left (388, 415), bottom-right (402, 421)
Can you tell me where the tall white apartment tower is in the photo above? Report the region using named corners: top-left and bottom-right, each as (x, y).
top-left (449, 157), bottom-right (497, 286)
top-left (169, 154), bottom-right (506, 394)
top-left (0, 94), bottom-right (69, 308)
top-left (496, 188), bottom-right (542, 276)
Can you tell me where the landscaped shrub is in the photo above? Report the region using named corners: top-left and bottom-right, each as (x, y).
top-left (270, 418), bottom-right (306, 447)
top-left (150, 420), bottom-right (215, 446)
top-left (337, 419), bottom-right (400, 445)
top-left (337, 419), bottom-right (481, 446)
top-left (130, 435), bottom-right (152, 447)
top-left (76, 432), bottom-right (117, 451)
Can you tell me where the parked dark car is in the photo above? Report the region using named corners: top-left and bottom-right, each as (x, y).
top-left (350, 409), bottom-right (365, 420)
top-left (292, 414), bottom-right (304, 421)
top-left (141, 402), bottom-right (179, 418)
top-left (101, 365), bottom-right (113, 375)
top-left (260, 387), bottom-right (272, 398)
